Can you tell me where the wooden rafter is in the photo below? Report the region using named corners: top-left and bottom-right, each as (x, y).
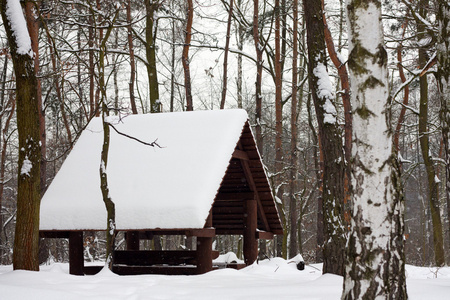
top-left (238, 142), bottom-right (271, 232)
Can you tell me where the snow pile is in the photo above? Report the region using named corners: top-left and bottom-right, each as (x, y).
top-left (213, 252), bottom-right (244, 264)
top-left (1, 262), bottom-right (450, 299)
top-left (40, 109), bottom-right (249, 230)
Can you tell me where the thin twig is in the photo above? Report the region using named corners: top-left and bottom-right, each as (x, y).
top-left (108, 123), bottom-right (163, 148)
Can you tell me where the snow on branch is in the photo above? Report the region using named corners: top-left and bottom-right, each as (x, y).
top-left (5, 0), bottom-right (33, 57)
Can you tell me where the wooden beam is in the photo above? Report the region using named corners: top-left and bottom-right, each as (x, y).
top-left (197, 212), bottom-right (213, 274)
top-left (126, 231), bottom-right (140, 250)
top-left (69, 231), bottom-right (84, 275)
top-left (215, 192), bottom-right (254, 201)
top-left (135, 228), bottom-right (215, 238)
top-left (186, 228), bottom-right (215, 237)
top-left (232, 149), bottom-right (249, 160)
top-left (243, 197), bottom-right (258, 265)
top-left (239, 146), bottom-right (271, 232)
top-left (256, 231), bottom-right (274, 240)
top-left (39, 230), bottom-right (70, 238)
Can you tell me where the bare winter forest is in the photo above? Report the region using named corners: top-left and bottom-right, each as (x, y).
top-left (0, 0), bottom-right (449, 298)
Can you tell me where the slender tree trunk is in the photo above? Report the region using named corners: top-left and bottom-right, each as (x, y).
top-left (274, 0), bottom-right (286, 259)
top-left (288, 0), bottom-right (299, 259)
top-left (394, 20), bottom-right (409, 153)
top-left (236, 0), bottom-right (244, 109)
top-left (0, 88), bottom-right (14, 264)
top-left (145, 0), bottom-right (160, 113)
top-left (113, 29), bottom-right (119, 114)
top-left (252, 0), bottom-right (263, 151)
top-left (417, 2), bottom-right (445, 267)
top-left (89, 10), bottom-right (95, 117)
top-left (303, 0), bottom-right (346, 275)
top-left (97, 7), bottom-right (120, 269)
top-left (170, 10), bottom-right (176, 112)
top-left (183, 0), bottom-right (194, 111)
top-left (220, 0), bottom-right (234, 109)
top-left (436, 0), bottom-right (450, 262)
top-left (342, 1), bottom-right (407, 298)
top-left (47, 33), bottom-right (72, 144)
top-left (127, 0), bottom-right (138, 114)
top-left (1, 0), bottom-right (42, 271)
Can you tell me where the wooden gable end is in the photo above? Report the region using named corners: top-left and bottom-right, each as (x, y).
top-left (212, 121), bottom-right (283, 235)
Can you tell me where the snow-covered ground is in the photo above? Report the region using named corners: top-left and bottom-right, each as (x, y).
top-left (1, 257), bottom-right (449, 299)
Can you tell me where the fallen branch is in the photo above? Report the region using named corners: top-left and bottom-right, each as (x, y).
top-left (108, 123), bottom-right (163, 148)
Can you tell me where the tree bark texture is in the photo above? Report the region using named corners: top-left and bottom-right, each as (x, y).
top-left (274, 0), bottom-right (286, 259)
top-left (342, 1), bottom-right (407, 298)
top-left (394, 20), bottom-right (409, 153)
top-left (417, 2), bottom-right (445, 267)
top-left (183, 0), bottom-right (194, 111)
top-left (220, 0), bottom-right (234, 109)
top-left (25, 1), bottom-right (46, 196)
top-left (127, 0), bottom-right (138, 114)
top-left (436, 0), bottom-right (450, 256)
top-left (145, 0), bottom-right (160, 113)
top-left (323, 7), bottom-right (352, 228)
top-left (0, 0), bottom-right (42, 271)
top-left (97, 6), bottom-right (120, 269)
top-left (303, 0), bottom-right (346, 276)
top-left (288, 0), bottom-right (299, 259)
top-left (252, 0), bottom-right (263, 151)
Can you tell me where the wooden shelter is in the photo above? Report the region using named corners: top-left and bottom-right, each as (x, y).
top-left (39, 110), bottom-right (283, 275)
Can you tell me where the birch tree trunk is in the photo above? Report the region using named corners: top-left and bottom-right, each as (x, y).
top-left (0, 0), bottom-right (42, 271)
top-left (342, 0), bottom-right (407, 298)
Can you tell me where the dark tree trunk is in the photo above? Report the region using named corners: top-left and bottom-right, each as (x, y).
top-left (303, 0), bottom-right (346, 276)
top-left (288, 0), bottom-right (299, 259)
top-left (417, 2), bottom-right (445, 267)
top-left (220, 0), bottom-right (234, 109)
top-left (252, 0), bottom-right (263, 151)
top-left (145, 0), bottom-right (160, 113)
top-left (127, 0), bottom-right (138, 114)
top-left (436, 0), bottom-right (450, 263)
top-left (183, 0), bottom-right (194, 111)
top-left (274, 0), bottom-right (286, 259)
top-left (1, 0), bottom-right (42, 271)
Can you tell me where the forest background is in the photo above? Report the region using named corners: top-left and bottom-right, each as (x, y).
top-left (0, 0), bottom-right (448, 271)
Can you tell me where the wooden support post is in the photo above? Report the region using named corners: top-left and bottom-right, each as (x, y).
top-left (243, 196), bottom-right (258, 265)
top-left (69, 231), bottom-right (84, 275)
top-left (126, 231), bottom-right (140, 250)
top-left (196, 212), bottom-right (213, 274)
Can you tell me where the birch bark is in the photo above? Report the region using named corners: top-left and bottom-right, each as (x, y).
top-left (343, 1), bottom-right (407, 298)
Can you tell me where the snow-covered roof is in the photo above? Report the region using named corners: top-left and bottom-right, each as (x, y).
top-left (40, 109), bottom-right (251, 231)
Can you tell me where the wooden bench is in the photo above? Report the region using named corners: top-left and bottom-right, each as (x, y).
top-left (84, 250), bottom-right (220, 275)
